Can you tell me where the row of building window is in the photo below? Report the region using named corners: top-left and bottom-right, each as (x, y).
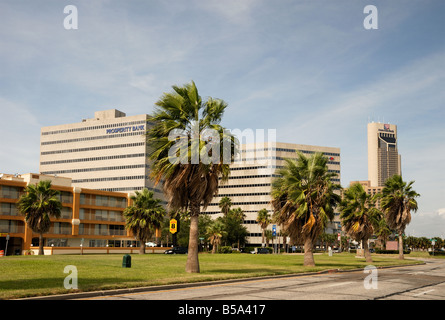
top-left (215, 192), bottom-right (271, 197)
top-left (41, 131), bottom-right (145, 146)
top-left (40, 153), bottom-right (145, 166)
top-left (241, 147), bottom-right (340, 157)
top-left (208, 201), bottom-right (270, 206)
top-left (73, 175), bottom-right (147, 184)
top-left (222, 174), bottom-right (340, 183)
top-left (100, 186), bottom-right (163, 193)
top-left (219, 183), bottom-right (271, 189)
top-left (80, 193), bottom-right (127, 208)
top-left (79, 223), bottom-right (126, 236)
top-left (41, 164), bottom-right (149, 175)
top-left (234, 156), bottom-right (340, 166)
top-left (41, 142), bottom-right (146, 155)
top-left (41, 120), bottom-right (148, 136)
top-left (0, 186), bottom-right (23, 199)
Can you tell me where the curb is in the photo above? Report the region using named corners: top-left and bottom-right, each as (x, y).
top-left (16, 261), bottom-right (426, 300)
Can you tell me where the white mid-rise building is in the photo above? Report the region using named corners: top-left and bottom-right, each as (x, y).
top-left (202, 141), bottom-right (342, 245)
top-left (39, 109), bottom-right (161, 196)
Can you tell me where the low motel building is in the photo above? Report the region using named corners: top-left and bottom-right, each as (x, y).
top-left (0, 173), bottom-right (164, 255)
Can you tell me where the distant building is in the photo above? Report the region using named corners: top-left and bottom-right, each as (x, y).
top-left (39, 109), bottom-right (162, 198)
top-left (0, 173), bottom-right (142, 255)
top-left (202, 142), bottom-right (342, 245)
top-left (349, 180), bottom-right (383, 209)
top-left (367, 122), bottom-right (401, 187)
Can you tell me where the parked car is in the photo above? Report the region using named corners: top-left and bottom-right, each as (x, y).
top-left (164, 246), bottom-right (188, 254)
top-left (251, 247), bottom-right (270, 254)
top-left (145, 242), bottom-right (156, 247)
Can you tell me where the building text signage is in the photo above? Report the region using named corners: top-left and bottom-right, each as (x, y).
top-left (106, 125), bottom-right (145, 134)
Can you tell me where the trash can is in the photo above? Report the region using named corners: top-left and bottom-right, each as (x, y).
top-left (122, 254), bottom-right (131, 268)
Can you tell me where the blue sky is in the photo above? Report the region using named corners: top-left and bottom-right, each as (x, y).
top-left (1, 0), bottom-right (444, 237)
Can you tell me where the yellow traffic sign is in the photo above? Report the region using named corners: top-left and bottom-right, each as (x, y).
top-left (169, 219), bottom-right (178, 234)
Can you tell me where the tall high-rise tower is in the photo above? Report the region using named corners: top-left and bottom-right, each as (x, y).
top-left (368, 122), bottom-right (401, 187)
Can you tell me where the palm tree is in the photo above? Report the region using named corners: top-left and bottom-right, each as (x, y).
top-left (123, 189), bottom-right (165, 254)
top-left (380, 175), bottom-right (420, 259)
top-left (340, 183), bottom-right (382, 263)
top-left (271, 151), bottom-right (341, 266)
top-left (147, 80), bottom-right (237, 273)
top-left (17, 180), bottom-right (62, 255)
top-left (256, 208), bottom-right (271, 247)
top-left (374, 216), bottom-right (392, 250)
top-left (207, 220), bottom-right (226, 253)
top-left (219, 197), bottom-right (232, 217)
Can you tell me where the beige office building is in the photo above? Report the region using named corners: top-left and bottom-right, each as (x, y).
top-left (202, 142), bottom-right (342, 245)
top-left (39, 109), bottom-right (161, 197)
top-left (40, 110), bottom-right (341, 246)
top-left (367, 122), bottom-right (401, 187)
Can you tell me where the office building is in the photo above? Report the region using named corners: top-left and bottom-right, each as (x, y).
top-left (367, 122), bottom-right (401, 187)
top-left (39, 109), bottom-right (161, 196)
top-left (202, 142), bottom-right (342, 245)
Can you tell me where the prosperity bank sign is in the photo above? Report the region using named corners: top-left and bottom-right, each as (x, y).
top-left (106, 125), bottom-right (145, 134)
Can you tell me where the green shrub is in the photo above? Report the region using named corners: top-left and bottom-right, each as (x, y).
top-left (375, 249), bottom-right (411, 254)
top-left (429, 251), bottom-right (445, 256)
top-left (217, 246), bottom-right (233, 254)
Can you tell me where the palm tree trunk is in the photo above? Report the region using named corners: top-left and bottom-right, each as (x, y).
top-left (398, 234), bottom-right (404, 260)
top-left (363, 239), bottom-right (373, 263)
top-left (261, 229), bottom-right (265, 247)
top-left (186, 200), bottom-right (200, 273)
top-left (303, 237), bottom-right (315, 267)
top-left (39, 232), bottom-right (44, 255)
top-left (139, 242), bottom-right (146, 254)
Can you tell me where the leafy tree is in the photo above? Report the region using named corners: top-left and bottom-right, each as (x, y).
top-left (147, 81), bottom-right (237, 273)
top-left (380, 175), bottom-right (420, 259)
top-left (17, 180), bottom-right (62, 255)
top-left (123, 189), bottom-right (165, 254)
top-left (272, 151), bottom-right (341, 266)
top-left (221, 208), bottom-right (248, 249)
top-left (256, 208), bottom-right (271, 248)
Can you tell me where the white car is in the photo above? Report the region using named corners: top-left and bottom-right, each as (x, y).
top-left (145, 242), bottom-right (156, 247)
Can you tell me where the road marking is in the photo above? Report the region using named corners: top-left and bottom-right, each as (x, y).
top-left (413, 289), bottom-right (435, 297)
top-left (326, 281), bottom-right (355, 287)
top-left (408, 271), bottom-right (424, 275)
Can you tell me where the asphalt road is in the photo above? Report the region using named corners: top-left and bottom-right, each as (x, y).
top-left (83, 258), bottom-right (445, 300)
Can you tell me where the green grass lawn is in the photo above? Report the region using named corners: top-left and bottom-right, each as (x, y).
top-left (0, 252), bottom-right (423, 299)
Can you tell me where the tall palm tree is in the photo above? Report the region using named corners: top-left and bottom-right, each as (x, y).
top-left (256, 208), bottom-right (271, 248)
top-left (123, 189), bottom-right (165, 254)
top-left (207, 220), bottom-right (226, 253)
top-left (374, 216), bottom-right (392, 250)
top-left (17, 180), bottom-right (62, 255)
top-left (340, 183), bottom-right (382, 263)
top-left (218, 196), bottom-right (232, 217)
top-left (380, 175), bottom-right (420, 259)
top-left (271, 151), bottom-right (341, 266)
top-left (147, 80), bottom-right (237, 273)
